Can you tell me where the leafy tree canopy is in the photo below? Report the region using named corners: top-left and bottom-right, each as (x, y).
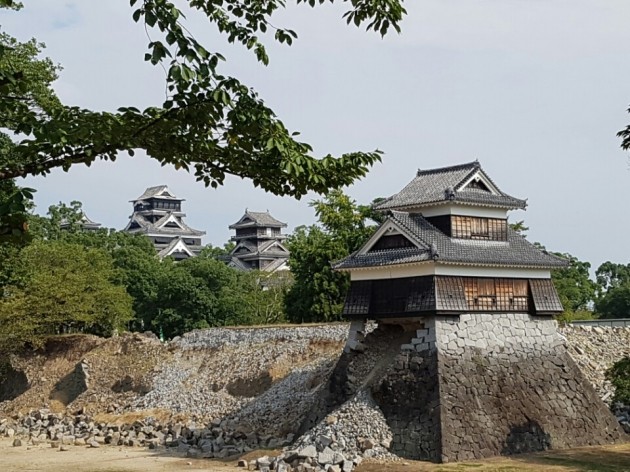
top-left (0, 0), bottom-right (407, 197)
top-left (550, 252), bottom-right (597, 314)
top-left (285, 190), bottom-right (378, 322)
top-left (606, 356), bottom-right (630, 406)
top-left (149, 255), bottom-right (253, 337)
top-left (595, 261), bottom-right (630, 293)
top-left (595, 284), bottom-right (630, 320)
top-left (198, 241), bottom-right (236, 258)
top-left (285, 225), bottom-right (350, 323)
top-left (509, 220), bottom-right (529, 237)
top-left (0, 240), bottom-right (133, 353)
top-left (594, 261), bottom-right (630, 319)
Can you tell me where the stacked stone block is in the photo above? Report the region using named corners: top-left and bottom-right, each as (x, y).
top-left (371, 313), bottom-right (626, 463)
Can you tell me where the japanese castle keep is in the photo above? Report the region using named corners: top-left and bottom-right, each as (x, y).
top-left (306, 161), bottom-right (625, 463)
top-left (124, 185), bottom-right (205, 260)
top-left (226, 210), bottom-right (290, 272)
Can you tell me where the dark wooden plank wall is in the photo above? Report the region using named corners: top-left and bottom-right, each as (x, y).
top-left (342, 276), bottom-right (562, 318)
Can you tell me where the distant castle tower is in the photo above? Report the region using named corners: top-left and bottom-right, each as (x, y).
top-left (226, 210), bottom-right (289, 272)
top-left (60, 212), bottom-right (102, 232)
top-left (124, 185), bottom-right (205, 260)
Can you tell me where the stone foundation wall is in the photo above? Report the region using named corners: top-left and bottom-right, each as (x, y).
top-left (370, 313), bottom-right (626, 463)
top-left (436, 314), bottom-right (624, 462)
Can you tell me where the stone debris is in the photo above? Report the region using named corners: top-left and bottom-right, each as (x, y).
top-left (0, 322), bottom-right (628, 471)
top-left (560, 324), bottom-right (630, 403)
top-left (561, 324), bottom-right (630, 432)
top-left (133, 325), bottom-right (349, 427)
top-left (244, 390), bottom-right (398, 471)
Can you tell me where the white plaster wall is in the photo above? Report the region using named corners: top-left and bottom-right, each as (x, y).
top-left (350, 264), bottom-right (551, 281)
top-left (419, 204), bottom-right (508, 219)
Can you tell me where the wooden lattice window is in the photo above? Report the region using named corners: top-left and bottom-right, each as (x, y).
top-left (471, 217), bottom-right (489, 237)
top-left (477, 279), bottom-right (495, 297)
top-left (513, 280), bottom-right (527, 297)
top-left (343, 281), bottom-right (372, 316)
top-left (451, 216), bottom-right (507, 241)
top-left (462, 278), bottom-right (530, 312)
top-left (511, 279), bottom-right (529, 311)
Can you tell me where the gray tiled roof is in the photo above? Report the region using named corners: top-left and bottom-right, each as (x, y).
top-left (333, 247), bottom-right (432, 269)
top-left (133, 185), bottom-right (182, 202)
top-left (60, 212), bottom-right (102, 230)
top-left (126, 213), bottom-right (205, 236)
top-left (231, 239), bottom-right (290, 259)
top-left (333, 212), bottom-right (568, 270)
top-left (226, 256), bottom-right (250, 271)
top-left (374, 161), bottom-right (526, 211)
top-left (229, 210), bottom-right (287, 229)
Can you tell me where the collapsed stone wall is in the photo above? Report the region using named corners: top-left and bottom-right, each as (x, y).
top-left (560, 324), bottom-right (630, 403)
top-left (2, 320), bottom-right (629, 470)
top-left (372, 347), bottom-right (440, 460)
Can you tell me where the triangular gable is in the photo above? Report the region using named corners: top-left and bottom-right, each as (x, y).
top-left (457, 170), bottom-right (500, 195)
top-left (264, 258), bottom-right (290, 273)
top-left (358, 218), bottom-right (428, 255)
top-left (155, 214), bottom-right (184, 230)
top-left (124, 215), bottom-right (149, 231)
top-left (231, 240), bottom-right (255, 255)
top-left (234, 245), bottom-right (252, 255)
top-left (226, 256), bottom-right (249, 271)
top-left (229, 213), bottom-right (256, 229)
top-left (260, 241), bottom-right (289, 254)
top-left (159, 238), bottom-right (194, 258)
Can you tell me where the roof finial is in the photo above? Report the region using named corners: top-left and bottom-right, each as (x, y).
top-left (430, 243), bottom-right (439, 260)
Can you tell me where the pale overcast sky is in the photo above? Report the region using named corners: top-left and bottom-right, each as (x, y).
top-left (2, 1), bottom-right (630, 269)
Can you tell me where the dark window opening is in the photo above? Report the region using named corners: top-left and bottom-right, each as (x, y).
top-left (370, 234), bottom-right (415, 251)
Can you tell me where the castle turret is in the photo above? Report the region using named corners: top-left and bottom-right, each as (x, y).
top-left (335, 160), bottom-right (565, 318)
top-left (329, 161), bottom-right (624, 463)
top-left (227, 210), bottom-right (289, 272)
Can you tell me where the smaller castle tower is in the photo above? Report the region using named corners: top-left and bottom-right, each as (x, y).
top-left (330, 161), bottom-right (625, 462)
top-left (60, 212), bottom-right (102, 232)
top-left (227, 210), bottom-right (289, 272)
top-left (124, 185), bottom-right (205, 260)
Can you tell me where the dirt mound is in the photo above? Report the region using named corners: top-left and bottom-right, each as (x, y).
top-left (0, 325), bottom-right (348, 429)
top-left (0, 332), bottom-right (167, 416)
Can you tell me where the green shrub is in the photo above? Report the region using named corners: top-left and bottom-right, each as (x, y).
top-left (606, 356), bottom-right (630, 405)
